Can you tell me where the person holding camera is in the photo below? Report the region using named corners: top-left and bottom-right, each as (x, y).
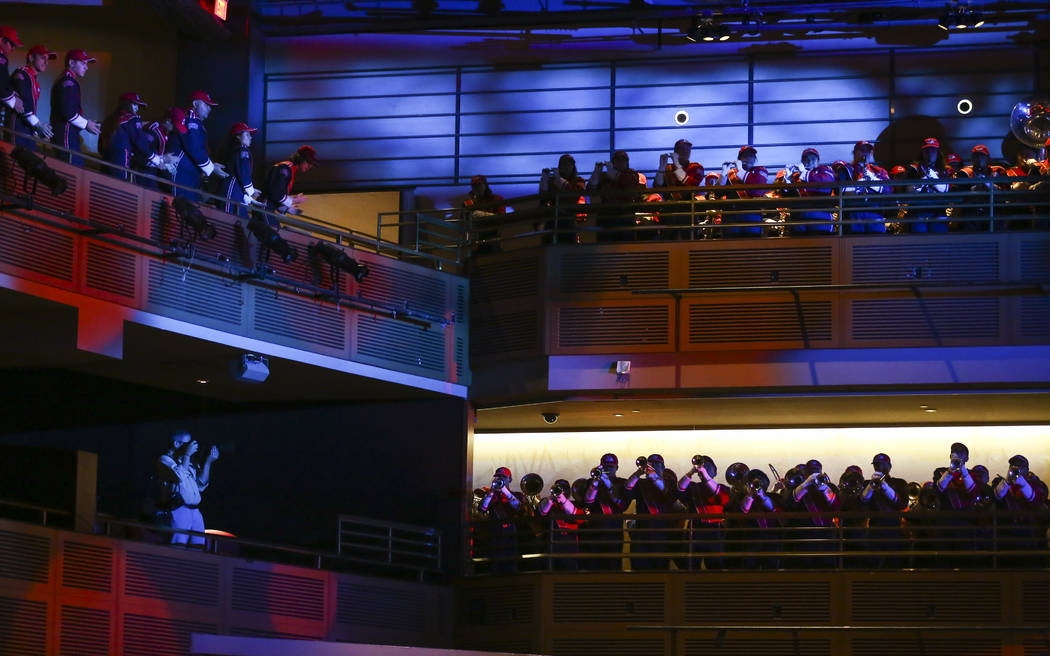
top-left (677, 455), bottom-right (730, 570)
top-left (588, 150), bottom-right (648, 242)
top-left (992, 455), bottom-right (1048, 566)
top-left (156, 432), bottom-right (218, 549)
top-left (860, 453), bottom-right (908, 567)
top-left (583, 453), bottom-right (628, 570)
top-left (539, 153), bottom-right (587, 244)
top-left (536, 478), bottom-right (585, 570)
top-left (477, 466), bottom-right (526, 572)
top-left (654, 139), bottom-right (704, 239)
top-left (624, 454), bottom-right (680, 570)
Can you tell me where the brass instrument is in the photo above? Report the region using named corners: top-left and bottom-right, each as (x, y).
top-left (520, 472), bottom-right (544, 497)
top-left (1010, 99), bottom-right (1050, 149)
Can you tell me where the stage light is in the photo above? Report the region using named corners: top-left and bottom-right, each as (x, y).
top-left (10, 147), bottom-right (67, 196)
top-left (172, 196), bottom-right (216, 241)
top-left (957, 98), bottom-right (973, 115)
top-left (674, 110), bottom-right (690, 125)
top-left (247, 215), bottom-right (297, 264)
top-left (309, 240), bottom-right (369, 284)
top-left (937, 3), bottom-right (952, 29)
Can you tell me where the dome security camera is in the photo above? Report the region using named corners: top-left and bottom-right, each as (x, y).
top-left (541, 412), bottom-right (559, 424)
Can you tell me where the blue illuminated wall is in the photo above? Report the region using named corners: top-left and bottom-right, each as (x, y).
top-left (263, 38), bottom-right (1041, 204)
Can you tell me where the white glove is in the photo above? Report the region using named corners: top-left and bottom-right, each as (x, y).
top-left (212, 162), bottom-right (230, 179)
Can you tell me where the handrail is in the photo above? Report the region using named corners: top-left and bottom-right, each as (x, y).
top-left (1, 127), bottom-right (464, 267)
top-left (338, 513), bottom-right (443, 580)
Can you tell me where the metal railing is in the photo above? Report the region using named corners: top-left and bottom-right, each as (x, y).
top-left (0, 497), bottom-right (444, 580)
top-left (338, 514), bottom-right (443, 579)
top-left (465, 510), bottom-right (1050, 574)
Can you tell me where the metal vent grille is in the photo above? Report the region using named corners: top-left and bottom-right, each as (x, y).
top-left (850, 581), bottom-right (1002, 623)
top-left (853, 638), bottom-right (1000, 656)
top-left (87, 180), bottom-right (138, 233)
top-left (1024, 639), bottom-right (1050, 656)
top-left (684, 638), bottom-right (831, 656)
top-left (466, 639), bottom-right (536, 654)
top-left (689, 247), bottom-right (833, 287)
top-left (62, 541), bottom-right (113, 592)
top-left (553, 582), bottom-right (665, 623)
top-left (124, 551), bottom-right (220, 606)
top-left (336, 581), bottom-right (426, 629)
top-left (0, 216), bottom-right (75, 281)
top-left (122, 613), bottom-right (217, 656)
top-left (356, 314), bottom-right (447, 375)
top-left (360, 260), bottom-right (448, 318)
top-left (149, 200), bottom-right (242, 263)
top-left (455, 282), bottom-right (466, 323)
top-left (231, 568), bottom-right (325, 621)
top-left (688, 301), bottom-right (833, 343)
top-left (851, 298), bottom-right (1000, 340)
top-left (455, 336), bottom-right (465, 378)
top-left (685, 581), bottom-right (831, 623)
top-left (60, 605), bottom-right (110, 656)
top-left (85, 243), bottom-right (137, 299)
top-left (851, 242), bottom-right (999, 282)
top-left (0, 530), bottom-right (50, 583)
top-left (460, 584), bottom-right (534, 625)
top-left (471, 256), bottom-right (538, 305)
top-left (147, 261), bottom-right (242, 325)
top-left (1019, 298), bottom-right (1050, 338)
top-left (1019, 240), bottom-right (1050, 279)
top-left (253, 292), bottom-right (347, 351)
top-left (471, 310), bottom-right (538, 356)
top-left (558, 305), bottom-right (670, 348)
top-left (230, 627), bottom-right (316, 640)
top-left (558, 251), bottom-right (670, 293)
top-left (1022, 580), bottom-right (1050, 623)
top-left (0, 597), bottom-right (47, 656)
top-left (551, 638), bottom-right (653, 655)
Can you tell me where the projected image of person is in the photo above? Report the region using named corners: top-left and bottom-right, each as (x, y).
top-left (721, 145), bottom-right (769, 237)
top-left (157, 432), bottom-right (218, 549)
top-left (539, 154), bottom-right (587, 244)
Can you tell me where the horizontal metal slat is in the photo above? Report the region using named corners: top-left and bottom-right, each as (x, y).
top-left (253, 291), bottom-right (347, 351)
top-left (60, 606), bottom-right (110, 656)
top-left (851, 298), bottom-right (999, 340)
top-left (0, 215), bottom-right (76, 282)
top-left (85, 243), bottom-right (136, 299)
top-left (231, 568), bottom-right (325, 621)
top-left (558, 251), bottom-right (670, 293)
top-left (689, 301), bottom-right (833, 343)
top-left (0, 530), bottom-right (50, 583)
top-left (62, 541), bottom-right (113, 592)
top-left (553, 582), bottom-right (664, 622)
top-left (336, 581), bottom-right (426, 629)
top-left (851, 242), bottom-right (1000, 283)
top-left (147, 261), bottom-right (243, 326)
top-left (0, 596), bottom-right (48, 656)
top-left (559, 305), bottom-right (670, 348)
top-left (689, 247), bottom-right (833, 287)
top-left (124, 551), bottom-right (220, 606)
top-left (121, 613), bottom-right (217, 656)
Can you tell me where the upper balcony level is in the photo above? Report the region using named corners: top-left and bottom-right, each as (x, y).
top-left (0, 139), bottom-right (468, 400)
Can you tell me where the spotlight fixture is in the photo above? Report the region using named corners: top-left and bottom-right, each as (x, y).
top-left (246, 215), bottom-right (298, 264)
top-left (309, 240), bottom-right (369, 287)
top-left (938, 2), bottom-right (983, 30)
top-left (686, 12), bottom-right (730, 42)
top-left (10, 146), bottom-right (67, 196)
top-left (172, 196), bottom-right (216, 242)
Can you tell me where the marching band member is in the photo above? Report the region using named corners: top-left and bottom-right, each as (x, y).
top-left (477, 466), bottom-right (527, 573)
top-left (624, 454), bottom-right (679, 570)
top-left (588, 150), bottom-right (647, 242)
top-left (536, 478), bottom-right (585, 570)
top-left (50, 49), bottom-right (102, 165)
top-left (584, 453), bottom-right (628, 570)
top-left (843, 140), bottom-right (891, 233)
top-left (721, 145), bottom-right (769, 237)
top-left (954, 145), bottom-right (1007, 230)
top-left (860, 453), bottom-right (908, 567)
top-left (9, 44), bottom-right (55, 148)
top-left (0, 26), bottom-right (25, 142)
top-left (993, 455), bottom-right (1049, 566)
top-left (786, 147), bottom-right (836, 235)
top-left (787, 459), bottom-right (840, 567)
top-left (223, 122), bottom-right (259, 217)
top-left (100, 92), bottom-right (165, 182)
top-left (463, 174), bottom-right (506, 253)
top-left (655, 139), bottom-right (704, 239)
top-left (732, 469), bottom-right (781, 569)
top-left (540, 153), bottom-right (587, 244)
top-left (678, 455), bottom-right (730, 569)
top-left (906, 137), bottom-right (950, 232)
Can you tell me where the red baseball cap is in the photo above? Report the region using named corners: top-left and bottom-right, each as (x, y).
top-left (945, 153), bottom-right (962, 165)
top-left (119, 92), bottom-right (148, 106)
top-left (66, 49), bottom-right (96, 64)
top-left (189, 90), bottom-right (218, 106)
top-left (674, 138), bottom-right (693, 150)
top-left (0, 26), bottom-right (23, 47)
top-left (972, 144), bottom-right (990, 156)
top-left (229, 122), bottom-right (258, 136)
top-left (802, 147), bottom-right (820, 160)
top-left (1045, 136), bottom-right (1050, 148)
top-left (890, 165), bottom-right (907, 175)
top-left (27, 45), bottom-right (56, 60)
top-left (738, 145), bottom-right (757, 158)
top-left (921, 137), bottom-right (940, 150)
top-left (296, 145), bottom-right (319, 165)
top-left (854, 140), bottom-right (875, 151)
top-left (167, 107), bottom-right (189, 134)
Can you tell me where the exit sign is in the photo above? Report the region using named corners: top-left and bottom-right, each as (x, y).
top-left (213, 0), bottom-right (227, 20)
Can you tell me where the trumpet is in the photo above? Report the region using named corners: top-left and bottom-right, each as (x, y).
top-left (490, 477), bottom-right (505, 491)
top-left (635, 455), bottom-right (652, 478)
top-left (590, 466), bottom-right (605, 480)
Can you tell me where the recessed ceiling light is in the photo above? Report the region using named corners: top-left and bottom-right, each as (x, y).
top-left (924, 408), bottom-right (938, 413)
top-left (196, 378), bottom-right (209, 384)
top-left (631, 409), bottom-right (641, 413)
top-left (613, 413), bottom-right (624, 417)
top-left (919, 404), bottom-right (929, 409)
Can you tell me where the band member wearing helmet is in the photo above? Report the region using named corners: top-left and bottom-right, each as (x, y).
top-left (785, 459), bottom-right (840, 568)
top-left (729, 469), bottom-right (780, 569)
top-left (536, 478), bottom-right (585, 570)
top-left (477, 466), bottom-right (526, 573)
top-left (992, 455), bottom-right (1048, 566)
top-left (721, 145), bottom-right (768, 237)
top-left (584, 453), bottom-right (628, 570)
top-left (625, 453), bottom-right (680, 570)
top-left (540, 153), bottom-right (587, 244)
top-left (860, 453), bottom-right (908, 567)
top-left (463, 174), bottom-right (506, 254)
top-left (906, 137), bottom-right (950, 232)
top-left (588, 150), bottom-right (648, 242)
top-left (678, 455), bottom-right (730, 570)
top-left (843, 140), bottom-right (890, 233)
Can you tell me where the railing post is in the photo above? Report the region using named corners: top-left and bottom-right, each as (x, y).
top-left (988, 185), bottom-right (995, 233)
top-left (553, 192), bottom-right (559, 245)
top-left (837, 190), bottom-right (844, 236)
top-left (388, 526), bottom-right (394, 565)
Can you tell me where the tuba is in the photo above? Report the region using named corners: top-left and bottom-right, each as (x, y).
top-left (520, 472), bottom-right (544, 497)
top-left (1010, 99), bottom-right (1050, 149)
